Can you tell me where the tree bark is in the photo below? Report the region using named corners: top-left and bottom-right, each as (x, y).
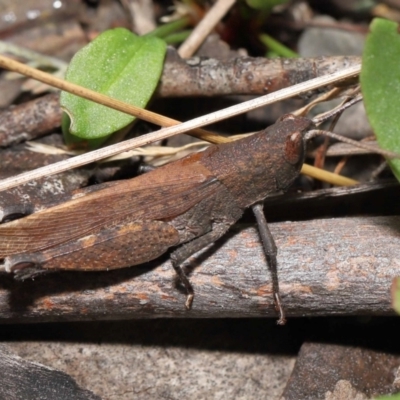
top-left (0, 216), bottom-right (398, 322)
top-left (159, 51), bottom-right (360, 97)
top-left (0, 93), bottom-right (61, 147)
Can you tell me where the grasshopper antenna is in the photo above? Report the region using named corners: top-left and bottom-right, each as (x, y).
top-left (309, 93), bottom-right (400, 159)
top-left (312, 93), bottom-right (363, 125)
top-left (305, 129), bottom-right (400, 159)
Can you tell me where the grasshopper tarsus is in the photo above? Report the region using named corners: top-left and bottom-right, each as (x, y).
top-left (171, 258), bottom-right (195, 308)
top-left (185, 293), bottom-right (194, 310)
top-left (274, 293), bottom-right (287, 325)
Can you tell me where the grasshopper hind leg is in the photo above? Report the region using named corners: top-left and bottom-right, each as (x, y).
top-left (252, 203), bottom-right (286, 325)
top-left (171, 223), bottom-right (233, 309)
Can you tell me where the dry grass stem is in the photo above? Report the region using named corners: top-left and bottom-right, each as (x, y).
top-left (178, 0), bottom-right (236, 58)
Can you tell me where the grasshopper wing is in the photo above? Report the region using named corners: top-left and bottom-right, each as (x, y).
top-left (0, 156), bottom-right (220, 258)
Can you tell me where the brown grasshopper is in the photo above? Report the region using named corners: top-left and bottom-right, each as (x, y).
top-left (0, 114), bottom-right (313, 324)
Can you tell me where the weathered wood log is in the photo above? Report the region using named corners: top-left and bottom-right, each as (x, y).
top-left (0, 216), bottom-right (399, 322)
top-left (158, 51), bottom-right (360, 97)
top-left (0, 134), bottom-right (92, 222)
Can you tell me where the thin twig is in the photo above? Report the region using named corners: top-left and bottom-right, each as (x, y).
top-left (178, 0), bottom-right (236, 58)
top-left (0, 56), bottom-right (361, 192)
top-left (293, 87), bottom-right (344, 117)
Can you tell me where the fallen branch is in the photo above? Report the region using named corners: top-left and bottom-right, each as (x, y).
top-left (0, 54), bottom-right (360, 147)
top-left (0, 93), bottom-right (61, 147)
top-left (160, 51), bottom-right (360, 97)
top-left (0, 216), bottom-right (398, 323)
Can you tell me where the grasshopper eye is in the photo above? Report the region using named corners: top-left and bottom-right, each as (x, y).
top-left (277, 113), bottom-right (296, 122)
top-left (284, 131), bottom-right (303, 165)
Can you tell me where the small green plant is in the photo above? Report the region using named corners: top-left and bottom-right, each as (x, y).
top-left (361, 18), bottom-right (400, 180)
top-left (259, 33), bottom-right (298, 58)
top-left (245, 0), bottom-right (289, 10)
top-left (60, 28), bottom-right (166, 148)
top-left (362, 21), bottom-right (400, 400)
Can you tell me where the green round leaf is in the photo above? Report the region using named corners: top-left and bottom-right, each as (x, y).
top-left (360, 18), bottom-right (400, 180)
top-left (60, 28), bottom-right (166, 140)
top-left (375, 393), bottom-right (400, 400)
